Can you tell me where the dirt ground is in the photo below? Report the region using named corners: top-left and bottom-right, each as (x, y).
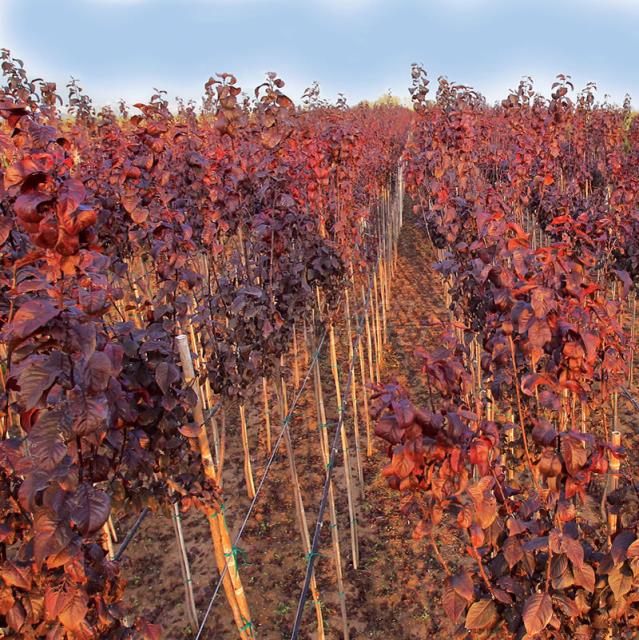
top-left (115, 212), bottom-right (639, 639)
top-left (114, 212), bottom-right (460, 640)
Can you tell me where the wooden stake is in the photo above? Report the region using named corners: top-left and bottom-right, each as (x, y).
top-left (292, 323), bottom-right (301, 390)
top-left (176, 335), bottom-right (253, 639)
top-left (344, 290), bottom-right (364, 492)
top-left (262, 376), bottom-right (272, 454)
top-left (186, 309), bottom-right (221, 471)
top-left (372, 272), bottom-right (383, 368)
top-left (311, 341), bottom-right (349, 639)
top-left (275, 374), bottom-right (325, 639)
top-left (378, 260), bottom-right (388, 344)
top-left (172, 502), bottom-right (199, 630)
top-left (302, 319), bottom-right (310, 369)
top-left (608, 430), bottom-right (622, 537)
top-left (328, 324), bottom-right (360, 568)
top-left (363, 290), bottom-right (377, 384)
top-left (239, 403), bottom-right (256, 499)
top-left (358, 337), bottom-right (373, 457)
top-left (630, 295), bottom-right (636, 386)
top-left (107, 515), bottom-right (118, 542)
top-left (101, 523), bottom-right (115, 560)
top-left (218, 405), bottom-right (227, 488)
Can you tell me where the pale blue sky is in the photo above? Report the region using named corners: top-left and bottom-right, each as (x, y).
top-left (1, 0), bottom-right (637, 108)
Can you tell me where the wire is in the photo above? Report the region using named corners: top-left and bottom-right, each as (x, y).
top-left (193, 320), bottom-right (331, 640)
top-left (113, 507), bottom-right (149, 561)
top-left (621, 386), bottom-right (639, 412)
top-left (289, 284), bottom-right (371, 640)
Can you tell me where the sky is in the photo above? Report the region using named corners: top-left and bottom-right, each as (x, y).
top-left (1, 0), bottom-right (638, 109)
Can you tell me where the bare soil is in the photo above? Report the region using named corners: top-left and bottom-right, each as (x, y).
top-left (116, 214), bottom-right (639, 639)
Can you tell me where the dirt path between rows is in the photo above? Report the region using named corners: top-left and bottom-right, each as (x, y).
top-left (116, 214), bottom-right (460, 639)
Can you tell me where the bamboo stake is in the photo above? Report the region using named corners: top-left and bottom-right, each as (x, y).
top-left (208, 401), bottom-right (222, 473)
top-left (358, 337), bottom-right (373, 457)
top-left (292, 323), bottom-right (301, 390)
top-left (311, 337), bottom-right (349, 639)
top-left (630, 295), bottom-right (636, 386)
top-left (344, 290), bottom-right (364, 492)
top-left (368, 279), bottom-right (382, 382)
top-left (262, 376), bottom-right (272, 454)
top-left (363, 289), bottom-right (377, 384)
top-left (122, 285), bottom-right (143, 329)
top-left (328, 323), bottom-right (360, 568)
top-left (608, 430), bottom-right (621, 537)
top-left (275, 373), bottom-right (325, 639)
top-left (175, 335), bottom-right (253, 639)
top-left (239, 404), bottom-right (256, 499)
top-left (101, 523), bottom-right (115, 560)
top-left (372, 271), bottom-right (383, 360)
top-left (379, 260), bottom-right (388, 344)
top-left (188, 314), bottom-right (221, 469)
top-left (107, 515), bottom-right (118, 542)
top-left (218, 406), bottom-right (227, 488)
top-left (172, 502), bottom-right (199, 630)
top-left (302, 319), bottom-right (310, 369)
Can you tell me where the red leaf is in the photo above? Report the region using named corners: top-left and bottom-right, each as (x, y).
top-left (60, 205), bottom-right (96, 235)
top-left (527, 318), bottom-right (552, 349)
top-left (4, 155), bottom-right (51, 189)
top-left (45, 588), bottom-right (71, 621)
top-left (70, 484), bottom-right (111, 535)
top-left (0, 562), bottom-right (32, 591)
top-left (0, 215), bottom-right (12, 245)
top-left (451, 571), bottom-right (475, 602)
top-left (561, 536), bottom-right (585, 568)
top-left (6, 600), bottom-right (26, 631)
top-left (552, 594), bottom-right (580, 618)
top-left (443, 586), bottom-right (467, 624)
top-left (122, 193), bottom-right (148, 223)
top-left (14, 191), bottom-right (52, 222)
top-left (16, 352), bottom-right (63, 410)
top-left (465, 598), bottom-right (497, 630)
top-left (523, 592), bottom-right (553, 636)
top-left (32, 510), bottom-right (73, 566)
top-left (611, 530), bottom-right (636, 564)
top-left (28, 409), bottom-right (68, 470)
top-left (79, 288), bottom-right (108, 315)
top-left (155, 361), bottom-right (180, 395)
top-left (388, 446), bottom-right (415, 479)
top-left (57, 178), bottom-right (86, 219)
top-left (468, 476), bottom-right (497, 529)
top-left (572, 562), bottom-right (595, 592)
top-left (0, 586), bottom-right (15, 616)
top-left (3, 299), bottom-right (60, 344)
top-left (521, 373), bottom-right (549, 396)
top-left (58, 590), bottom-right (88, 631)
top-left (609, 564), bottom-right (633, 600)
top-left (613, 270), bottom-right (632, 298)
top-left (179, 423), bottom-right (202, 438)
top-left (85, 351), bottom-right (113, 392)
